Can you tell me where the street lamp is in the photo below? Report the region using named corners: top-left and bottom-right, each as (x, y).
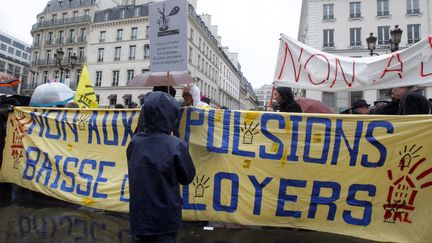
top-left (366, 25), bottom-right (403, 56)
top-left (366, 33), bottom-right (379, 56)
top-left (54, 48), bottom-right (77, 82)
top-left (390, 25), bottom-right (403, 52)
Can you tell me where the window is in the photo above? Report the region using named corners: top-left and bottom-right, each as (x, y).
top-left (45, 50), bottom-right (50, 64)
top-left (112, 70), bottom-right (119, 86)
top-left (78, 47), bottom-right (84, 62)
top-left (129, 45), bottom-right (136, 60)
top-left (105, 12), bottom-right (109, 21)
top-left (47, 32), bottom-right (53, 45)
top-left (99, 31), bottom-right (106, 42)
top-left (377, 0), bottom-right (389, 16)
top-left (127, 69), bottom-right (134, 81)
top-left (73, 11), bottom-right (78, 20)
top-left (121, 10), bottom-right (125, 19)
top-left (323, 92), bottom-right (335, 111)
top-left (7, 47), bottom-right (14, 54)
top-left (114, 47), bottom-right (121, 61)
top-left (85, 9), bottom-right (90, 17)
top-left (407, 24), bottom-right (420, 44)
top-left (0, 44), bottom-right (6, 51)
top-left (144, 44), bottom-right (150, 59)
top-left (58, 31), bottom-right (64, 44)
top-left (145, 26), bottom-right (149, 38)
top-left (189, 47), bottom-right (193, 62)
top-left (323, 29), bottom-right (334, 47)
top-left (190, 28), bottom-right (194, 41)
top-left (350, 28), bottom-right (361, 46)
top-left (79, 28), bottom-right (86, 42)
top-left (97, 48), bottom-right (104, 62)
top-left (62, 13), bottom-right (67, 20)
top-left (43, 71), bottom-right (49, 83)
top-left (116, 29), bottom-right (123, 41)
top-left (350, 91), bottom-right (363, 107)
top-left (95, 71), bottom-right (102, 86)
top-left (131, 27), bottom-right (137, 40)
top-left (323, 4), bottom-right (334, 19)
top-left (68, 29), bottom-right (75, 43)
top-left (350, 2), bottom-right (361, 18)
top-left (377, 26), bottom-right (390, 45)
top-left (407, 0), bottom-right (420, 14)
top-left (135, 7), bottom-right (140, 17)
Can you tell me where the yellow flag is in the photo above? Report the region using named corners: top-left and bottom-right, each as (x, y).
top-left (74, 64), bottom-right (98, 108)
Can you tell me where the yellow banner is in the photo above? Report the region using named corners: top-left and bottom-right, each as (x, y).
top-left (2, 107), bottom-right (432, 243)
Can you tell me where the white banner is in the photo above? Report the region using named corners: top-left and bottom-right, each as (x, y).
top-left (274, 34), bottom-right (432, 91)
top-left (149, 0), bottom-right (188, 72)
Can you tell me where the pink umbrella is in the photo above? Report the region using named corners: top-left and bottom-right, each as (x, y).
top-left (126, 71), bottom-right (194, 87)
top-left (296, 97), bottom-right (334, 113)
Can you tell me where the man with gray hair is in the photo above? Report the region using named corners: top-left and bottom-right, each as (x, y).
top-left (392, 85), bottom-right (430, 115)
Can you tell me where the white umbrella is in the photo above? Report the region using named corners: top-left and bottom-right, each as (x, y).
top-left (30, 82), bottom-right (75, 107)
top-left (126, 71), bottom-right (194, 87)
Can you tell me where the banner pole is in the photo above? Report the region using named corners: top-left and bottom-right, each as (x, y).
top-left (269, 84), bottom-right (275, 111)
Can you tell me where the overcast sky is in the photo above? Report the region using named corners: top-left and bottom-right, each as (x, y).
top-left (0, 0), bottom-right (302, 89)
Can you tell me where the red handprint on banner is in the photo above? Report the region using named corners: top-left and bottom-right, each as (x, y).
top-left (384, 145), bottom-right (432, 224)
top-left (9, 111), bottom-right (31, 169)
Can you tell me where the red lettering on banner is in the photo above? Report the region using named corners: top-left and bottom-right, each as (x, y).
top-left (420, 39), bottom-right (432, 77)
top-left (278, 42), bottom-right (305, 81)
top-left (330, 58), bottom-right (356, 88)
top-left (304, 54), bottom-right (330, 85)
top-left (420, 62), bottom-right (432, 77)
top-left (380, 53), bottom-right (404, 79)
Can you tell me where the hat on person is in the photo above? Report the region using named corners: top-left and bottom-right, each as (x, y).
top-left (351, 99), bottom-right (370, 109)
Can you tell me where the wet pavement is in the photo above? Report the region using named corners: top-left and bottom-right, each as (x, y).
top-left (0, 184), bottom-right (377, 243)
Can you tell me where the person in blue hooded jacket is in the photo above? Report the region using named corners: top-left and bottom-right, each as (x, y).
top-left (126, 91), bottom-right (196, 243)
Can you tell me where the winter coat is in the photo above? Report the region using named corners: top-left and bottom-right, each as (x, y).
top-left (276, 87), bottom-right (302, 113)
top-left (397, 91), bottom-right (430, 115)
top-left (126, 91), bottom-right (196, 236)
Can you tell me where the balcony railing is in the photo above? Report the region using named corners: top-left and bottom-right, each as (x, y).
top-left (32, 16), bottom-right (91, 31)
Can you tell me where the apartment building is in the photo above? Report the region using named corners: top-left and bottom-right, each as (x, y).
top-left (298, 0), bottom-right (432, 112)
top-left (0, 31), bottom-right (31, 93)
top-left (26, 0), bottom-right (256, 109)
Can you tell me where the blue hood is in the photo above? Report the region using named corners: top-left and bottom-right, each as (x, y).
top-left (140, 91), bottom-right (180, 134)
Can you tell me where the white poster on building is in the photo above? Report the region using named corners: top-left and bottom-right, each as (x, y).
top-left (274, 34), bottom-right (432, 91)
top-left (149, 0), bottom-right (188, 72)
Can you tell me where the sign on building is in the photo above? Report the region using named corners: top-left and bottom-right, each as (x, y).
top-left (149, 0), bottom-right (188, 72)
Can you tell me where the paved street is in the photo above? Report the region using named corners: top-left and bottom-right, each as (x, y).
top-left (0, 185), bottom-right (377, 243)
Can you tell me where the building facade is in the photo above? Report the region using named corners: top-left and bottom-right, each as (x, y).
top-left (0, 31), bottom-right (31, 93)
top-left (299, 0), bottom-right (432, 112)
top-left (26, 0), bottom-right (118, 96)
top-left (26, 0), bottom-right (257, 109)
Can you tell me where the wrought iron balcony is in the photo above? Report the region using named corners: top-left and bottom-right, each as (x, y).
top-left (31, 16), bottom-right (91, 31)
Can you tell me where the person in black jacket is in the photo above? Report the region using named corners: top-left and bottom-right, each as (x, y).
top-left (274, 87), bottom-right (302, 113)
top-left (126, 91), bottom-right (196, 243)
top-left (393, 86), bottom-right (430, 115)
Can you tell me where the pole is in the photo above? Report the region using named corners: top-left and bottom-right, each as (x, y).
top-left (268, 85), bottom-right (275, 111)
top-left (167, 71), bottom-right (170, 94)
top-left (59, 69), bottom-right (64, 83)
